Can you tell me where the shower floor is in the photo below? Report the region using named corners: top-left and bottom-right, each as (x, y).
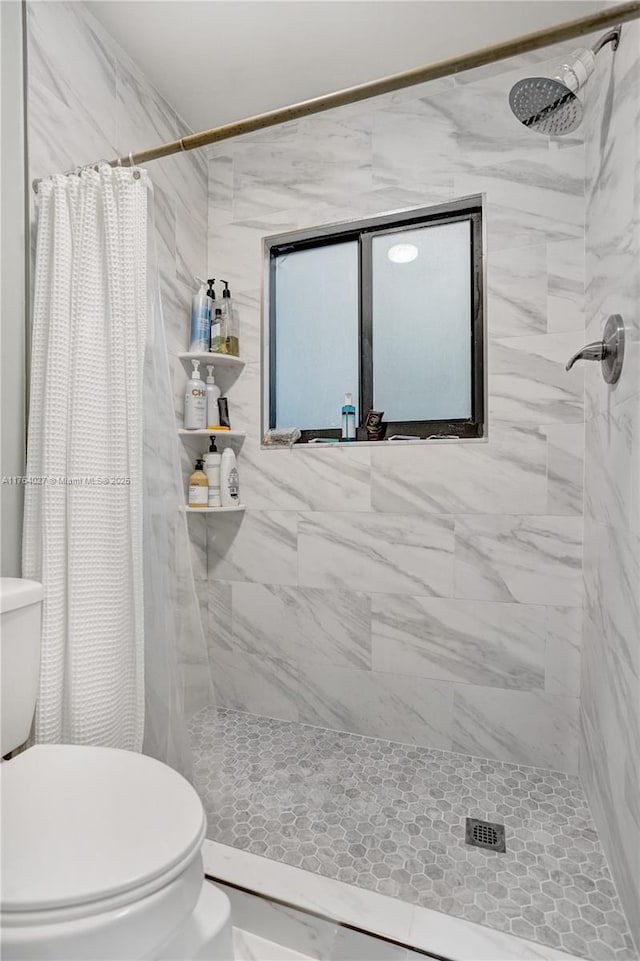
top-left (189, 707), bottom-right (635, 961)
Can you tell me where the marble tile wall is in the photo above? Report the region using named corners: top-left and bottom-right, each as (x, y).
top-left (580, 21), bottom-right (640, 952)
top-left (205, 45), bottom-right (595, 775)
top-left (25, 1), bottom-right (210, 714)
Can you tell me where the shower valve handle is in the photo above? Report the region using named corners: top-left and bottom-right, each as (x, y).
top-left (564, 315), bottom-right (625, 384)
top-left (565, 341), bottom-right (606, 370)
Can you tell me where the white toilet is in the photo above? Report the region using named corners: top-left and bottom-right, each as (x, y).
top-left (0, 577), bottom-right (234, 961)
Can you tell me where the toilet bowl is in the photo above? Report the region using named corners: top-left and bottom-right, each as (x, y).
top-left (0, 578), bottom-right (233, 961)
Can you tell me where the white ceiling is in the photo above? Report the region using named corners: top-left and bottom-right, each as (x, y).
top-left (91, 0), bottom-right (603, 133)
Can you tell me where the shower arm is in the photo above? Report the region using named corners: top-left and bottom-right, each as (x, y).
top-left (591, 27), bottom-right (622, 54)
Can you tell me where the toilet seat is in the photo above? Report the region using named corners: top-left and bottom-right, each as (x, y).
top-left (1, 744), bottom-right (213, 960)
top-left (1, 744), bottom-right (206, 920)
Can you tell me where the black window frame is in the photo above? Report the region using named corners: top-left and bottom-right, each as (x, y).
top-left (264, 197), bottom-right (484, 444)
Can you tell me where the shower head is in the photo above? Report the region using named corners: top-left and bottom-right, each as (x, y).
top-left (509, 77), bottom-right (583, 136)
top-left (508, 27), bottom-right (621, 136)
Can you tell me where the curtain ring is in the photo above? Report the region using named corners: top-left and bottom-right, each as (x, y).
top-left (129, 152), bottom-right (141, 180)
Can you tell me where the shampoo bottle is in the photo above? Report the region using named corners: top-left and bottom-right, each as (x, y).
top-left (190, 280), bottom-right (211, 352)
top-left (210, 308), bottom-right (224, 354)
top-left (184, 359), bottom-right (207, 429)
top-left (205, 365), bottom-right (221, 429)
top-left (341, 392), bottom-right (356, 441)
top-left (204, 437), bottom-right (222, 508)
top-left (220, 447), bottom-right (240, 507)
top-left (188, 458), bottom-right (209, 508)
top-left (220, 280), bottom-right (239, 357)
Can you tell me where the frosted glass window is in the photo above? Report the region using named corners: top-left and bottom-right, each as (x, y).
top-left (371, 221), bottom-right (472, 422)
top-left (273, 241), bottom-right (359, 430)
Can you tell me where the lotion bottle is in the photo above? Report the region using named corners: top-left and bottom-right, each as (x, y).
top-left (184, 359), bottom-right (207, 429)
top-left (205, 365), bottom-right (221, 429)
top-left (204, 437), bottom-right (222, 508)
top-left (188, 458), bottom-right (208, 508)
top-left (220, 447), bottom-right (240, 507)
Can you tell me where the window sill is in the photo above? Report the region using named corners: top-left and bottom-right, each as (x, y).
top-left (260, 435), bottom-right (487, 451)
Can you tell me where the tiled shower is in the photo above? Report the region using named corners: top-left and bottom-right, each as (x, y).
top-left (25, 3), bottom-right (639, 959)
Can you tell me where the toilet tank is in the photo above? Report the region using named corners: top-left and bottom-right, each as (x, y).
top-left (1, 578), bottom-right (43, 756)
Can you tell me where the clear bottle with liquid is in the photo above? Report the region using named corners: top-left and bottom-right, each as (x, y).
top-left (341, 392), bottom-right (356, 441)
top-left (220, 280), bottom-right (239, 357)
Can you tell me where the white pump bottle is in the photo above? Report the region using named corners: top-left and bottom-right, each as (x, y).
top-left (184, 359), bottom-right (207, 430)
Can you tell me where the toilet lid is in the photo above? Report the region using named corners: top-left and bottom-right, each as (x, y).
top-left (1, 744), bottom-right (206, 913)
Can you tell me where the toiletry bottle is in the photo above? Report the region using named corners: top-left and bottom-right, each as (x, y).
top-left (188, 458), bottom-right (209, 508)
top-left (217, 396), bottom-right (231, 430)
top-left (206, 279), bottom-right (218, 352)
top-left (205, 365), bottom-right (221, 429)
top-left (220, 447), bottom-right (240, 507)
top-left (204, 437), bottom-right (222, 508)
top-left (210, 308), bottom-right (224, 354)
top-left (190, 280), bottom-right (211, 352)
top-left (220, 280), bottom-right (239, 357)
top-left (341, 392), bottom-right (356, 441)
top-left (184, 359), bottom-right (207, 429)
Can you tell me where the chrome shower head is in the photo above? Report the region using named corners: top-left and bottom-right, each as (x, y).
top-left (508, 27), bottom-right (621, 136)
top-left (509, 77), bottom-right (583, 136)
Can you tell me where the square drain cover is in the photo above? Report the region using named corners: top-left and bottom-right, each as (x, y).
top-left (465, 817), bottom-right (506, 852)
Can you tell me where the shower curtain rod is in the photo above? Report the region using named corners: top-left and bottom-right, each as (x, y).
top-left (33, 0), bottom-right (640, 189)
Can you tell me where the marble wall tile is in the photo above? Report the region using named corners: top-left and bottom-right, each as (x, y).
top-left (298, 665), bottom-right (453, 750)
top-left (453, 514), bottom-right (583, 606)
top-left (298, 512), bottom-right (454, 597)
top-left (208, 510), bottom-right (299, 586)
top-left (580, 20), bottom-right (640, 948)
top-left (455, 150), bottom-right (584, 230)
top-left (485, 201), bottom-right (582, 253)
top-left (186, 511), bottom-right (208, 581)
top-left (240, 446), bottom-right (372, 513)
top-left (452, 686), bottom-right (580, 773)
top-left (208, 580), bottom-right (234, 654)
top-left (371, 428), bottom-right (546, 516)
top-left (231, 583), bottom-right (371, 671)
top-left (371, 596), bottom-right (545, 690)
top-left (584, 398), bottom-right (640, 534)
top-left (547, 238), bottom-right (585, 333)
top-left (544, 423), bottom-right (585, 516)
top-left (211, 648), bottom-right (299, 721)
top-left (489, 332), bottom-right (585, 425)
top-left (545, 607), bottom-right (582, 697)
top-left (487, 245), bottom-right (547, 339)
top-left (583, 521), bottom-right (640, 682)
top-left (26, 1), bottom-right (118, 172)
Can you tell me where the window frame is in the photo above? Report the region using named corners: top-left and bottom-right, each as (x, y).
top-left (263, 196), bottom-right (485, 444)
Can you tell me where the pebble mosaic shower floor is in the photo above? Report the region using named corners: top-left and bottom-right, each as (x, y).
top-left (189, 707), bottom-right (635, 961)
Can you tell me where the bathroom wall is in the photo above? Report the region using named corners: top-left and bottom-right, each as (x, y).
top-left (206, 45), bottom-right (591, 774)
top-left (1, 1), bottom-right (27, 577)
top-left (25, 0), bottom-right (210, 714)
top-left (580, 21), bottom-right (640, 948)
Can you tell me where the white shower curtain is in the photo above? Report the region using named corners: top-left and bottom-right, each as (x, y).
top-left (23, 164), bottom-right (209, 770)
top-left (24, 166), bottom-right (147, 750)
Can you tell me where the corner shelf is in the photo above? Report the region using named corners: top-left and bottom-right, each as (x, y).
top-left (182, 505), bottom-right (246, 514)
top-left (177, 429), bottom-right (246, 440)
top-left (179, 352), bottom-right (244, 370)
